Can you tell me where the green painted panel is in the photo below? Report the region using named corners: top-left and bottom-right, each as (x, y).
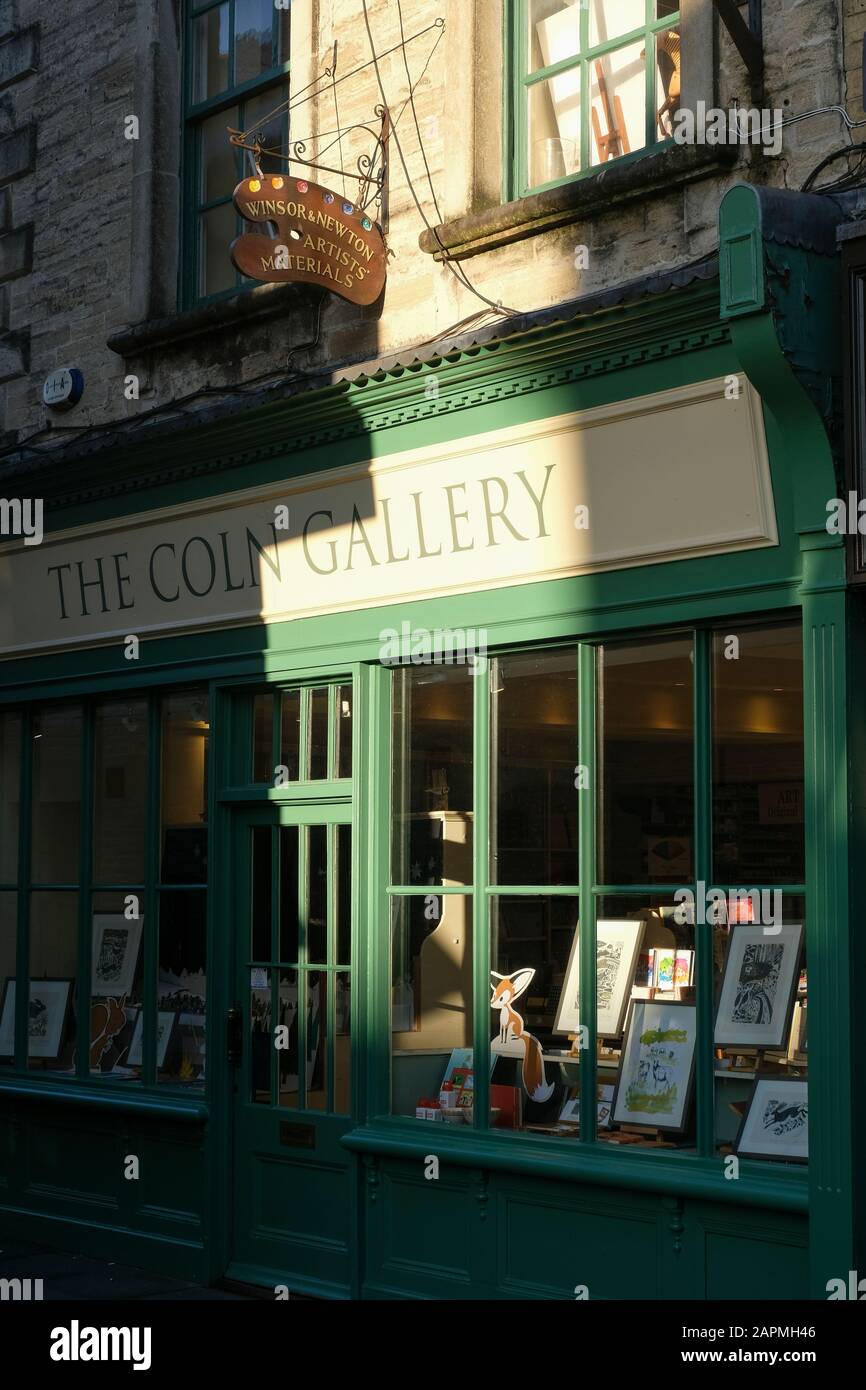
top-left (499, 1189), bottom-right (659, 1300)
top-left (379, 1171), bottom-right (475, 1286)
top-left (704, 1230), bottom-right (807, 1301)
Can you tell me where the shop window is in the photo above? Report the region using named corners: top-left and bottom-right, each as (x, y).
top-left (0, 689), bottom-right (210, 1089)
top-left (388, 621), bottom-right (808, 1170)
top-left (512, 1), bottom-right (680, 196)
top-left (248, 683), bottom-right (352, 785)
top-left (183, 0), bottom-right (291, 306)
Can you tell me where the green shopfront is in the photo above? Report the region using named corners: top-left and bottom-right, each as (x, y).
top-left (0, 185), bottom-right (862, 1301)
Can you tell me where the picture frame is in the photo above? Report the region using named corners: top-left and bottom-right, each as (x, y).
top-left (0, 977), bottom-right (73, 1060)
top-left (91, 914), bottom-right (144, 998)
top-left (127, 1010), bottom-right (175, 1069)
top-left (714, 923), bottom-right (803, 1050)
top-left (611, 998), bottom-right (697, 1134)
top-left (554, 919), bottom-right (645, 1038)
top-left (734, 1076), bottom-right (808, 1162)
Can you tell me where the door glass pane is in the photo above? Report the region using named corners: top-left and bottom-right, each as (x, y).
top-left (589, 41), bottom-right (647, 166)
top-left (0, 893), bottom-right (17, 1064)
top-left (161, 691), bottom-right (209, 885)
top-left (712, 624), bottom-right (804, 884)
top-left (278, 967), bottom-right (299, 1108)
top-left (93, 700), bottom-right (148, 885)
top-left (158, 890), bottom-right (207, 1086)
top-left (307, 825), bottom-right (327, 964)
top-left (251, 826), bottom-right (272, 961)
top-left (250, 967), bottom-right (272, 1104)
top-left (309, 688), bottom-right (329, 780)
top-left (234, 0), bottom-right (274, 86)
top-left (337, 684), bottom-right (353, 778)
top-left (336, 825), bottom-right (351, 966)
top-left (491, 649), bottom-right (577, 885)
top-left (391, 896), bottom-right (473, 1117)
top-left (279, 824), bottom-right (299, 962)
top-left (392, 666), bottom-right (474, 883)
top-left (252, 692), bottom-right (273, 784)
top-left (598, 636), bottom-right (694, 885)
top-left (192, 2), bottom-right (229, 102)
top-left (305, 970), bottom-right (326, 1109)
top-left (528, 71), bottom-right (581, 185)
top-left (90, 891), bottom-right (145, 1082)
top-left (28, 892), bottom-right (77, 1071)
top-left (200, 104), bottom-right (239, 204)
top-left (279, 690), bottom-right (300, 781)
top-left (334, 971), bottom-right (351, 1114)
top-left (0, 713), bottom-right (20, 882)
top-left (31, 706), bottom-right (82, 884)
top-left (529, 0), bottom-right (581, 73)
top-left (199, 203), bottom-right (237, 297)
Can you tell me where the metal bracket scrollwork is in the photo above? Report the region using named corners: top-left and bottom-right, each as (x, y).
top-left (475, 1170), bottom-right (489, 1222)
top-left (363, 1154), bottom-right (381, 1203)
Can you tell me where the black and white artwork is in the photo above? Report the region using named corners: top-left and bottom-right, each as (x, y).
top-left (0, 978), bottom-right (72, 1060)
top-left (554, 920), bottom-right (645, 1038)
top-left (714, 924), bottom-right (803, 1049)
top-left (735, 1078), bottom-right (808, 1162)
top-left (91, 914), bottom-right (143, 998)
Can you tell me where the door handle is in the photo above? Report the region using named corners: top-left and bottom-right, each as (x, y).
top-left (227, 1005), bottom-right (243, 1065)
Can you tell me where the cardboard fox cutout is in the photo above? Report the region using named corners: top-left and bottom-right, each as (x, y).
top-left (490, 968), bottom-right (554, 1103)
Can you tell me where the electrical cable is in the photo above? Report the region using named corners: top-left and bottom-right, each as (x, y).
top-left (360, 0), bottom-right (518, 320)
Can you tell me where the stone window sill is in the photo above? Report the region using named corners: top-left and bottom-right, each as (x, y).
top-left (419, 143), bottom-right (739, 262)
top-left (107, 281), bottom-right (319, 357)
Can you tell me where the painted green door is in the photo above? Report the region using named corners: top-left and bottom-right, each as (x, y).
top-left (228, 801), bottom-right (354, 1296)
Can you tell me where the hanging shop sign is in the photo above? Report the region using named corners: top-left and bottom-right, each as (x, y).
top-left (230, 175), bottom-right (387, 306)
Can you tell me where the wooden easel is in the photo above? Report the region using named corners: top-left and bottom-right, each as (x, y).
top-left (591, 59), bottom-right (630, 162)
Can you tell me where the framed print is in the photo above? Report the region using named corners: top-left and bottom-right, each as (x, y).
top-left (611, 999), bottom-right (697, 1134)
top-left (0, 978), bottom-right (73, 1060)
top-left (91, 914), bottom-right (144, 998)
top-left (734, 1077), bottom-right (808, 1162)
top-left (714, 924), bottom-right (803, 1049)
top-left (127, 1010), bottom-right (175, 1068)
top-left (554, 919), bottom-right (645, 1038)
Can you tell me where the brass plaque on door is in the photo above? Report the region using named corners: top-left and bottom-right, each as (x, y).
top-left (280, 1120), bottom-right (316, 1149)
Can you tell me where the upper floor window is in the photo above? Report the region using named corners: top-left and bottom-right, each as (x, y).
top-left (512, 0), bottom-right (681, 196)
top-left (183, 0), bottom-right (291, 306)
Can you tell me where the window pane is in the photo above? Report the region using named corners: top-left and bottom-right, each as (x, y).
top-left (309, 688), bottom-right (329, 780)
top-left (251, 825), bottom-right (272, 961)
top-left (491, 649), bottom-right (577, 885)
top-left (158, 890), bottom-right (207, 1086)
top-left (489, 896), bottom-right (579, 1135)
top-left (161, 691), bottom-right (209, 885)
top-left (392, 666), bottom-right (474, 883)
top-left (279, 825), bottom-right (299, 962)
top-left (528, 71), bottom-right (581, 185)
top-left (31, 706), bottom-right (82, 884)
top-left (599, 636), bottom-right (694, 885)
top-left (589, 40), bottom-right (647, 166)
top-left (715, 895), bottom-right (806, 1164)
top-left (252, 692), bottom-right (273, 783)
top-left (199, 202), bottom-right (237, 297)
top-left (193, 2), bottom-right (229, 102)
top-left (337, 684), bottom-right (352, 778)
top-left (391, 896), bottom-right (474, 1119)
top-left (93, 700), bottom-right (148, 885)
top-left (307, 825), bottom-right (327, 964)
top-left (529, 0), bottom-right (581, 74)
top-left (336, 825), bottom-right (351, 965)
top-left (335, 970), bottom-right (351, 1114)
top-left (655, 22), bottom-right (681, 139)
top-left (0, 712), bottom-right (20, 882)
top-left (712, 624), bottom-right (804, 885)
top-left (279, 689), bottom-right (300, 781)
top-left (588, 0), bottom-right (645, 46)
top-left (234, 0), bottom-right (274, 87)
top-left (200, 104), bottom-right (239, 205)
top-left (90, 891), bottom-right (145, 1082)
top-left (250, 967), bottom-right (272, 1104)
top-left (305, 970), bottom-right (326, 1109)
top-left (241, 83), bottom-right (289, 177)
top-left (28, 892), bottom-right (77, 1072)
top-left (0, 893), bottom-right (17, 1064)
top-left (278, 967), bottom-right (299, 1108)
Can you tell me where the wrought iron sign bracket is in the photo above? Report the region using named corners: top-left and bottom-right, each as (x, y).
top-left (713, 0), bottom-right (764, 102)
